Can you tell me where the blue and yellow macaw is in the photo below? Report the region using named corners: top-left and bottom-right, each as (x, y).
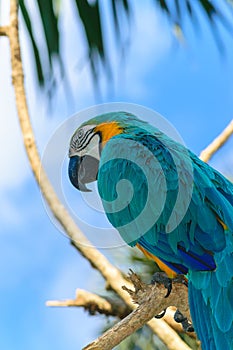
top-left (68, 111), bottom-right (233, 349)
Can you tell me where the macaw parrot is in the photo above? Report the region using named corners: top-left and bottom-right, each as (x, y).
top-left (68, 111), bottom-right (233, 349)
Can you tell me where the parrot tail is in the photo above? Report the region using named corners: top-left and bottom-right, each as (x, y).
top-left (189, 251), bottom-right (233, 350)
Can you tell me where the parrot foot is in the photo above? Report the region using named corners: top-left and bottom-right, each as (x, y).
top-left (151, 272), bottom-right (172, 298)
top-left (151, 272), bottom-right (190, 322)
top-left (151, 272), bottom-right (188, 298)
top-left (174, 309), bottom-right (194, 333)
top-left (172, 274), bottom-right (188, 287)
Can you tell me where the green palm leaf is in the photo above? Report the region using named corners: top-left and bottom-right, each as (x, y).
top-left (19, 0), bottom-right (233, 91)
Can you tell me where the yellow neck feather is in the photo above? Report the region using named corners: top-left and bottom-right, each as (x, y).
top-left (95, 122), bottom-right (123, 144)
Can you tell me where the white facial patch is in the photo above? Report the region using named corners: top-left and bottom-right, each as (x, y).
top-left (80, 134), bottom-right (100, 159)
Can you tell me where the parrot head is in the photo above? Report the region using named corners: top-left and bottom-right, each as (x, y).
top-left (68, 112), bottom-right (132, 191)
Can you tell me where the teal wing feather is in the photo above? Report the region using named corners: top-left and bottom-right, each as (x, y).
top-left (98, 130), bottom-right (233, 268)
top-left (187, 153), bottom-right (233, 349)
top-left (97, 128), bottom-right (233, 349)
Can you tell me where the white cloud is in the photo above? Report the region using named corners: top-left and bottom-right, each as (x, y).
top-left (129, 4), bottom-right (171, 66)
top-left (108, 2), bottom-right (172, 99)
top-left (0, 31), bottom-right (58, 228)
top-left (54, 0), bottom-right (172, 105)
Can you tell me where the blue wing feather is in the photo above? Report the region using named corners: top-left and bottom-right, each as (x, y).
top-left (98, 131), bottom-right (231, 270)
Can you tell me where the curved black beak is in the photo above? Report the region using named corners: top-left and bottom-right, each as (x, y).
top-left (68, 155), bottom-right (99, 192)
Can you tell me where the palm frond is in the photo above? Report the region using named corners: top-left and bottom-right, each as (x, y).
top-left (19, 0), bottom-right (44, 85)
top-left (19, 0), bottom-right (233, 93)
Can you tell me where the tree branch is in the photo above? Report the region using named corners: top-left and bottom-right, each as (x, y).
top-left (47, 288), bottom-right (197, 338)
top-left (7, 1), bottom-right (190, 349)
top-left (199, 119), bottom-right (233, 162)
top-left (0, 26), bottom-right (9, 36)
top-left (83, 271), bottom-right (193, 350)
top-left (46, 289), bottom-right (131, 319)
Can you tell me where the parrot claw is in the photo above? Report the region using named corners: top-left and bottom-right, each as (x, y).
top-left (174, 309), bottom-right (194, 333)
top-left (151, 272), bottom-right (172, 298)
top-left (151, 272), bottom-right (188, 298)
top-left (154, 308), bottom-right (167, 319)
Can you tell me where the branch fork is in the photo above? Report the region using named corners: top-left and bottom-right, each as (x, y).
top-left (83, 270), bottom-right (193, 350)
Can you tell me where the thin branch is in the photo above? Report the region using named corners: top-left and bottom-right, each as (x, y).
top-left (199, 119), bottom-right (233, 162)
top-left (83, 271), bottom-right (193, 350)
top-left (46, 289), bottom-right (131, 319)
top-left (0, 26), bottom-right (9, 36)
top-left (47, 289), bottom-right (197, 338)
top-left (7, 1), bottom-right (190, 349)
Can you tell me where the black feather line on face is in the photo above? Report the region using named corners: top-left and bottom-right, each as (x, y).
top-left (71, 128), bottom-right (95, 152)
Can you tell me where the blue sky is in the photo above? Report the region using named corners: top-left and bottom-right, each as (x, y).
top-left (1, 1), bottom-right (233, 349)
